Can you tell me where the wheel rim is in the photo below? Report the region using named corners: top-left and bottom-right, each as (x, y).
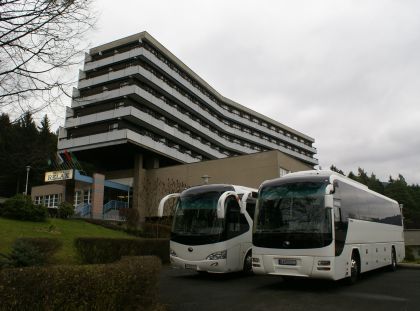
top-left (350, 256), bottom-right (358, 281)
top-left (244, 252), bottom-right (252, 272)
top-left (392, 250), bottom-right (396, 268)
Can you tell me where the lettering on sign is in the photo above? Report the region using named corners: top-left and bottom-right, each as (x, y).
top-left (44, 170), bottom-right (73, 182)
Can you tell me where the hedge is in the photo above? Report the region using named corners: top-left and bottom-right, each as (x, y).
top-left (0, 194), bottom-right (47, 221)
top-left (75, 237), bottom-right (169, 264)
top-left (405, 245), bottom-right (420, 261)
top-left (0, 256), bottom-right (163, 311)
top-left (83, 219), bottom-right (171, 238)
top-left (0, 237), bottom-right (62, 268)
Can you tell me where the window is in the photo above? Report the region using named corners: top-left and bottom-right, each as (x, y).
top-left (109, 123), bottom-right (118, 131)
top-left (74, 190), bottom-right (82, 207)
top-left (279, 168), bottom-right (290, 177)
top-left (225, 196), bottom-right (249, 239)
top-left (114, 102), bottom-right (124, 109)
top-left (45, 194), bottom-right (59, 208)
top-left (84, 189), bottom-right (91, 204)
top-left (34, 196), bottom-right (43, 205)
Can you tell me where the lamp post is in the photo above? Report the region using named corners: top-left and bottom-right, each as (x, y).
top-left (24, 165), bottom-right (31, 195)
top-left (201, 174), bottom-right (211, 185)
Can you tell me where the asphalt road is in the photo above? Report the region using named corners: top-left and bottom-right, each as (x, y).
top-left (159, 266), bottom-right (420, 311)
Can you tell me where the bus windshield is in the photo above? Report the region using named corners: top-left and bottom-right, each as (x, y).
top-left (172, 191), bottom-right (224, 237)
top-left (254, 181), bottom-right (332, 249)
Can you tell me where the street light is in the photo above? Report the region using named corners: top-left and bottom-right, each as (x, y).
top-left (201, 174), bottom-right (211, 185)
top-left (24, 165), bottom-right (31, 195)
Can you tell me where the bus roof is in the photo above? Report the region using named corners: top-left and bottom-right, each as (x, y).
top-left (264, 170), bottom-right (398, 205)
top-left (182, 184), bottom-right (257, 196)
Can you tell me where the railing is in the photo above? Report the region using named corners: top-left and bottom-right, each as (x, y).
top-left (74, 202), bottom-right (91, 217)
top-left (103, 200), bottom-right (129, 221)
top-left (103, 200), bottom-right (128, 214)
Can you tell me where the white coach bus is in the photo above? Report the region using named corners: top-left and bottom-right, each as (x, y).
top-left (252, 170), bottom-right (405, 283)
top-left (158, 184), bottom-right (257, 273)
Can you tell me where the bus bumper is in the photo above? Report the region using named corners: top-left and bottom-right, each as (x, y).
top-left (170, 255), bottom-right (227, 273)
top-left (252, 254), bottom-right (335, 280)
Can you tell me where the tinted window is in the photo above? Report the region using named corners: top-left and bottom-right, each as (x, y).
top-left (225, 196), bottom-right (249, 239)
top-left (336, 181), bottom-right (402, 226)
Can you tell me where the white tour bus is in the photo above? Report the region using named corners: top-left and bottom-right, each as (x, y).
top-left (252, 170), bottom-right (405, 283)
top-left (158, 184), bottom-right (257, 273)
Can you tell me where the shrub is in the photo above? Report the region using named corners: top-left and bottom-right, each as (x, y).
top-left (140, 223), bottom-right (171, 238)
top-left (0, 194), bottom-right (47, 221)
top-left (405, 246), bottom-right (416, 261)
top-left (57, 201), bottom-right (75, 219)
top-left (75, 237), bottom-right (169, 264)
top-left (125, 207), bottom-right (140, 229)
top-left (0, 238), bottom-right (62, 268)
top-left (83, 218), bottom-right (171, 238)
top-left (0, 256), bottom-right (163, 311)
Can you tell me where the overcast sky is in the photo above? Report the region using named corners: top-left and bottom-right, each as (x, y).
top-left (61, 0), bottom-right (420, 183)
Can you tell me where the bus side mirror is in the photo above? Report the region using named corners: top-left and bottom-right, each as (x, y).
top-left (325, 194), bottom-right (333, 209)
top-left (240, 192), bottom-right (253, 214)
top-left (325, 184), bottom-right (335, 194)
top-left (217, 191), bottom-right (239, 219)
top-left (158, 193), bottom-right (180, 217)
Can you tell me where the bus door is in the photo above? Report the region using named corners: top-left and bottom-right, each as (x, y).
top-left (221, 194), bottom-right (252, 270)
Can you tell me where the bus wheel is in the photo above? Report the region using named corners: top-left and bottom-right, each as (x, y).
top-left (347, 251), bottom-right (360, 285)
top-left (390, 247), bottom-right (397, 272)
top-left (243, 250), bottom-right (253, 274)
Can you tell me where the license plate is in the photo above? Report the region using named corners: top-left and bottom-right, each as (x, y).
top-left (278, 258), bottom-right (297, 266)
top-left (185, 264), bottom-right (197, 270)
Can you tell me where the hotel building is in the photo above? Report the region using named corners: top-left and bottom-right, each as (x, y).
top-left (41, 32), bottom-right (318, 220)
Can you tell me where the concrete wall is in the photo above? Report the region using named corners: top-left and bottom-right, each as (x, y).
top-left (141, 150), bottom-right (312, 217)
top-left (146, 150), bottom-right (310, 189)
top-left (31, 184), bottom-right (65, 199)
top-left (404, 230), bottom-right (420, 246)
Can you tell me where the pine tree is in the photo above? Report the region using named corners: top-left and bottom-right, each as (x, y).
top-left (0, 112), bottom-right (58, 196)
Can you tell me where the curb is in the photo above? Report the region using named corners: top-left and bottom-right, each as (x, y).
top-left (399, 263), bottom-right (420, 269)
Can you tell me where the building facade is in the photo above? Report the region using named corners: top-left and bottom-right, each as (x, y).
top-left (53, 31), bottom-right (318, 221)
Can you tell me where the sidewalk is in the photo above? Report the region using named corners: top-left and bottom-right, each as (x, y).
top-left (399, 263), bottom-right (420, 269)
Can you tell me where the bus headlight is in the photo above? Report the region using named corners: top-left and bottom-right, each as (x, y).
top-left (170, 249), bottom-right (177, 257)
top-left (206, 250), bottom-right (227, 260)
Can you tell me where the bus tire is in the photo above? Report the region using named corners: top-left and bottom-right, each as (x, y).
top-left (390, 247), bottom-right (397, 272)
top-left (243, 250), bottom-right (253, 274)
top-left (347, 251), bottom-right (360, 285)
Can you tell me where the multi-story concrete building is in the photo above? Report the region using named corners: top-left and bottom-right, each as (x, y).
top-left (53, 31), bottom-right (318, 221)
top-left (58, 31), bottom-right (317, 168)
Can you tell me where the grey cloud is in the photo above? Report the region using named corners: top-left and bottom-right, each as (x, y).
top-left (70, 0), bottom-right (420, 183)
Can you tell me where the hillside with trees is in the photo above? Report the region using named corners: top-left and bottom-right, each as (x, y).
top-left (0, 112), bottom-right (57, 197)
top-left (0, 111), bottom-right (418, 228)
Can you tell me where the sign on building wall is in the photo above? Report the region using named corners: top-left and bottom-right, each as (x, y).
top-left (45, 170), bottom-right (74, 182)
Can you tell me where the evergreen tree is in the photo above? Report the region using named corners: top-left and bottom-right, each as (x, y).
top-left (330, 165), bottom-right (344, 175)
top-left (385, 174), bottom-right (417, 228)
top-left (0, 112), bottom-right (57, 197)
top-left (356, 168), bottom-right (369, 186)
top-left (348, 171), bottom-right (357, 181)
top-left (367, 173), bottom-right (384, 194)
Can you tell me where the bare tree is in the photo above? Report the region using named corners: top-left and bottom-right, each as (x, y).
top-left (0, 0), bottom-right (95, 117)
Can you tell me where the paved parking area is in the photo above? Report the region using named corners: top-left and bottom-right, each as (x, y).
top-left (160, 266), bottom-right (420, 311)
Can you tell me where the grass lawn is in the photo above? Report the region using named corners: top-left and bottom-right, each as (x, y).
top-left (0, 217), bottom-right (136, 264)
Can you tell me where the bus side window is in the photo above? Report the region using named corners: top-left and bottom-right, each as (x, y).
top-left (333, 199), bottom-right (341, 222)
top-left (226, 196), bottom-right (249, 239)
top-left (246, 201), bottom-right (256, 219)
